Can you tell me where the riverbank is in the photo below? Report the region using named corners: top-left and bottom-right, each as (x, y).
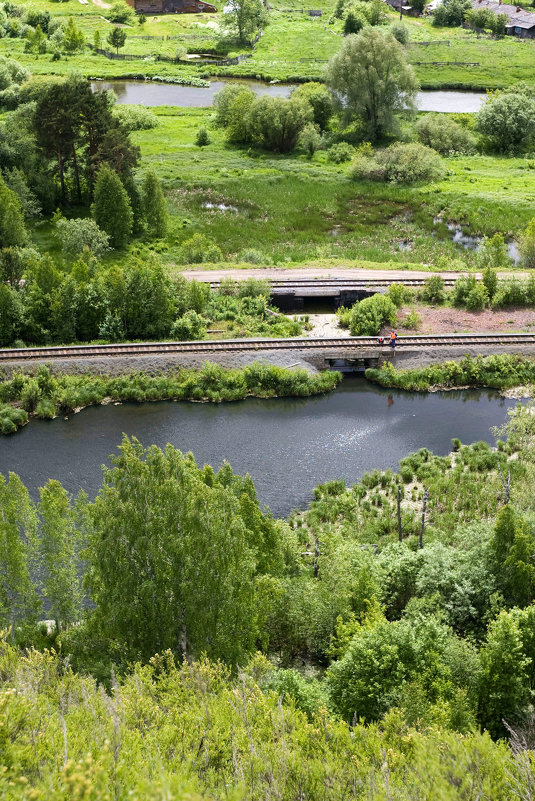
top-left (0, 362), bottom-right (341, 435)
top-left (365, 353), bottom-right (535, 395)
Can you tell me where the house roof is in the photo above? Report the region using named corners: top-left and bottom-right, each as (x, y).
top-left (470, 0), bottom-right (535, 28)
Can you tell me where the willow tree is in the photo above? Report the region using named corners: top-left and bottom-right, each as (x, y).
top-left (325, 28), bottom-right (418, 141)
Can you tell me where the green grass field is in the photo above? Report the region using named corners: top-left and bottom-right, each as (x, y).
top-left (26, 106), bottom-right (530, 271)
top-left (3, 0), bottom-right (535, 88)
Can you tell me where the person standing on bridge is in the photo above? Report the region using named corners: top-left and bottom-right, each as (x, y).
top-left (390, 330), bottom-right (397, 349)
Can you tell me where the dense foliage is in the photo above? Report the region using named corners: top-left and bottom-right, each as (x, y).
top-left (366, 353), bottom-right (535, 391)
top-left (0, 363), bottom-right (341, 433)
top-left (0, 258), bottom-right (304, 347)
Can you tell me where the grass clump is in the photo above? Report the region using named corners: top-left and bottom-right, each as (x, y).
top-left (366, 353), bottom-right (535, 392)
top-left (0, 363), bottom-right (342, 434)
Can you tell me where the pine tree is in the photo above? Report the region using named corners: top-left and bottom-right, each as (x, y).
top-left (107, 26), bottom-right (126, 55)
top-left (62, 17), bottom-right (85, 54)
top-left (142, 170), bottom-right (168, 239)
top-left (92, 165), bottom-right (133, 249)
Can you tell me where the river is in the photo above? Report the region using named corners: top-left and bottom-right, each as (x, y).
top-left (0, 378), bottom-right (516, 517)
top-left (92, 79), bottom-right (486, 112)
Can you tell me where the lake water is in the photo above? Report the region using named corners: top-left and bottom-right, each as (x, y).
top-left (0, 378), bottom-right (516, 517)
top-left (92, 79), bottom-right (485, 113)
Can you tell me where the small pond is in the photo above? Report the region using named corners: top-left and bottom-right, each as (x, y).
top-left (0, 377), bottom-right (517, 518)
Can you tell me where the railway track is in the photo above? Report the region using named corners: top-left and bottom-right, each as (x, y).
top-left (1, 333), bottom-right (534, 362)
top-left (207, 277), bottom-right (460, 292)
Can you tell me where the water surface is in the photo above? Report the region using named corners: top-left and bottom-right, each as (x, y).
top-left (92, 79), bottom-right (485, 112)
top-left (0, 378), bottom-right (516, 517)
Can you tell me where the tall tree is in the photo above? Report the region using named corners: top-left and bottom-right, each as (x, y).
top-left (92, 164), bottom-right (133, 249)
top-left (326, 28), bottom-right (418, 141)
top-left (86, 437), bottom-right (280, 664)
top-left (0, 177), bottom-right (27, 248)
top-left (38, 481), bottom-right (83, 633)
top-left (107, 26), bottom-right (127, 55)
top-left (0, 473), bottom-right (39, 635)
top-left (142, 170), bottom-right (168, 238)
top-left (222, 0), bottom-right (267, 44)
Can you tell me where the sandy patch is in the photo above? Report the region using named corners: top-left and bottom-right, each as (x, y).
top-left (305, 313), bottom-right (350, 338)
top-left (92, 0), bottom-right (112, 9)
top-left (396, 305), bottom-right (535, 335)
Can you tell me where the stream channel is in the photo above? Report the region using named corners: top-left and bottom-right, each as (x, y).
top-left (0, 377), bottom-right (517, 517)
top-left (92, 79), bottom-right (486, 113)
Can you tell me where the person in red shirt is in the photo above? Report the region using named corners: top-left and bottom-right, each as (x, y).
top-left (390, 331), bottom-right (397, 348)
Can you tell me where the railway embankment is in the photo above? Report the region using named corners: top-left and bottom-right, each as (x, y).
top-left (2, 335), bottom-right (535, 378)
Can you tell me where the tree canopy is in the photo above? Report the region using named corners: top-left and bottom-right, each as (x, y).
top-left (325, 28), bottom-right (418, 140)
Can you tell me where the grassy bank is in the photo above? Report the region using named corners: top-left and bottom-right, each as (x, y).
top-left (365, 353), bottom-right (535, 392)
top-left (0, 362), bottom-right (341, 434)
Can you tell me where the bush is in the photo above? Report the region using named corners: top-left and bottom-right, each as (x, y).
top-left (349, 294), bottom-right (397, 336)
top-left (114, 105), bottom-right (159, 131)
top-left (415, 114), bottom-right (476, 156)
top-left (421, 275), bottom-right (446, 304)
top-left (195, 127), bottom-right (210, 147)
top-left (351, 143), bottom-right (445, 184)
top-left (477, 90), bottom-right (535, 153)
top-left (388, 283), bottom-right (412, 308)
top-left (402, 308), bottom-right (421, 330)
top-left (432, 0), bottom-right (471, 27)
top-left (0, 402), bottom-right (27, 433)
top-left (178, 233), bottom-right (222, 264)
top-left (56, 217), bottom-right (110, 259)
top-left (170, 310), bottom-right (206, 341)
top-left (452, 275), bottom-right (489, 309)
top-left (299, 122), bottom-right (322, 157)
top-left (390, 22), bottom-right (409, 45)
top-left (327, 142), bottom-right (355, 163)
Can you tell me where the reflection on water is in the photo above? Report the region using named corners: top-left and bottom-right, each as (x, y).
top-left (92, 80), bottom-right (486, 113)
top-left (0, 377), bottom-right (516, 517)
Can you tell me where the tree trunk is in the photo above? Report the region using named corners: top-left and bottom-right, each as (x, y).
top-left (419, 489), bottom-right (428, 549)
top-left (397, 485), bottom-right (402, 543)
top-left (72, 145), bottom-right (82, 203)
top-left (56, 148), bottom-right (67, 201)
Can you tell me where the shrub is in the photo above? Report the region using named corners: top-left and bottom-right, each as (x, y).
top-left (327, 142), bottom-right (355, 163)
top-left (351, 143), bottom-right (445, 184)
top-left (421, 275), bottom-right (446, 304)
top-left (178, 234), bottom-right (222, 264)
top-left (114, 105), bottom-right (159, 131)
top-left (432, 0), bottom-right (471, 27)
top-left (56, 218), bottom-right (110, 259)
top-left (402, 308), bottom-right (421, 330)
top-left (170, 310), bottom-right (206, 341)
top-left (349, 294), bottom-right (397, 336)
top-left (0, 403), bottom-right (27, 433)
top-left (195, 127), bottom-right (210, 147)
top-left (477, 91), bottom-right (535, 153)
top-left (299, 122), bottom-right (322, 157)
top-left (388, 283), bottom-right (412, 308)
top-left (415, 114), bottom-right (476, 155)
top-left (466, 283), bottom-right (489, 311)
top-left (390, 22), bottom-right (409, 45)
top-left (291, 82), bottom-right (333, 130)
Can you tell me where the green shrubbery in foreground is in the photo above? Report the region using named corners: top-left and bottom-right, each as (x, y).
top-left (365, 353), bottom-right (535, 392)
top-left (4, 404), bottom-right (535, 797)
top-left (0, 640), bottom-right (517, 801)
top-left (0, 363), bottom-right (341, 434)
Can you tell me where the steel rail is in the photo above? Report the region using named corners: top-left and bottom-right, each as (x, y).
top-left (1, 333), bottom-right (534, 361)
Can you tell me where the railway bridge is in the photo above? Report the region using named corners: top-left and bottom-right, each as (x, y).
top-left (205, 276), bottom-right (459, 311)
